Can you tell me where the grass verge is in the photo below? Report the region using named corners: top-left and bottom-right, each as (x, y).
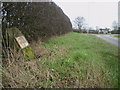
top-left (114, 35), bottom-right (120, 37)
top-left (3, 32), bottom-right (119, 88)
top-left (40, 32), bottom-right (119, 88)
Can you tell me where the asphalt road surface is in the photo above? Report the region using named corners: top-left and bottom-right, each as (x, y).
top-left (95, 34), bottom-right (120, 48)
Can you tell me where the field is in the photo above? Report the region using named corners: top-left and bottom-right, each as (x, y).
top-left (3, 32), bottom-right (119, 88)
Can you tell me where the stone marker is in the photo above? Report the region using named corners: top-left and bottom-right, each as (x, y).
top-left (6, 27), bottom-right (35, 60)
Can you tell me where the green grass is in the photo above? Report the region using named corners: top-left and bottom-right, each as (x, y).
top-left (114, 35), bottom-right (120, 37)
top-left (37, 32), bottom-right (119, 88)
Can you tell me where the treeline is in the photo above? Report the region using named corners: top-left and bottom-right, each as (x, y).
top-left (2, 2), bottom-right (72, 42)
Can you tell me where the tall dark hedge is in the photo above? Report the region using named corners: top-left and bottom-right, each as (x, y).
top-left (2, 2), bottom-right (72, 42)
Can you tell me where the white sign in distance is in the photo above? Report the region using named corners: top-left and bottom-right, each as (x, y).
top-left (15, 36), bottom-right (29, 49)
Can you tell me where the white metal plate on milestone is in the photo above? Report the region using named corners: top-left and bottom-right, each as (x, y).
top-left (15, 36), bottom-right (29, 49)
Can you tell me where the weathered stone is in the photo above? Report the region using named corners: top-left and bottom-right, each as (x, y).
top-left (6, 27), bottom-right (22, 51)
top-left (6, 27), bottom-right (35, 60)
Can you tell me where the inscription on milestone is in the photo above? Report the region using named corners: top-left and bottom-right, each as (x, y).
top-left (15, 36), bottom-right (29, 49)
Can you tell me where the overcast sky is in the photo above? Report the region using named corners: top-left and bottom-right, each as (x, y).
top-left (53, 0), bottom-right (118, 29)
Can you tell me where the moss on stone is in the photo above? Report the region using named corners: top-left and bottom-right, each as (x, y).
top-left (23, 46), bottom-right (35, 60)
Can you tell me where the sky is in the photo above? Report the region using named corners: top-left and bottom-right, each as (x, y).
top-left (53, 0), bottom-right (119, 29)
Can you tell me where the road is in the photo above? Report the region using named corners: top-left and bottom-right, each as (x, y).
top-left (95, 34), bottom-right (120, 48)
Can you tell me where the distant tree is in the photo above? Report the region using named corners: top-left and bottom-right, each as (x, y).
top-left (112, 21), bottom-right (118, 30)
top-left (82, 23), bottom-right (88, 30)
top-left (74, 16), bottom-right (85, 32)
